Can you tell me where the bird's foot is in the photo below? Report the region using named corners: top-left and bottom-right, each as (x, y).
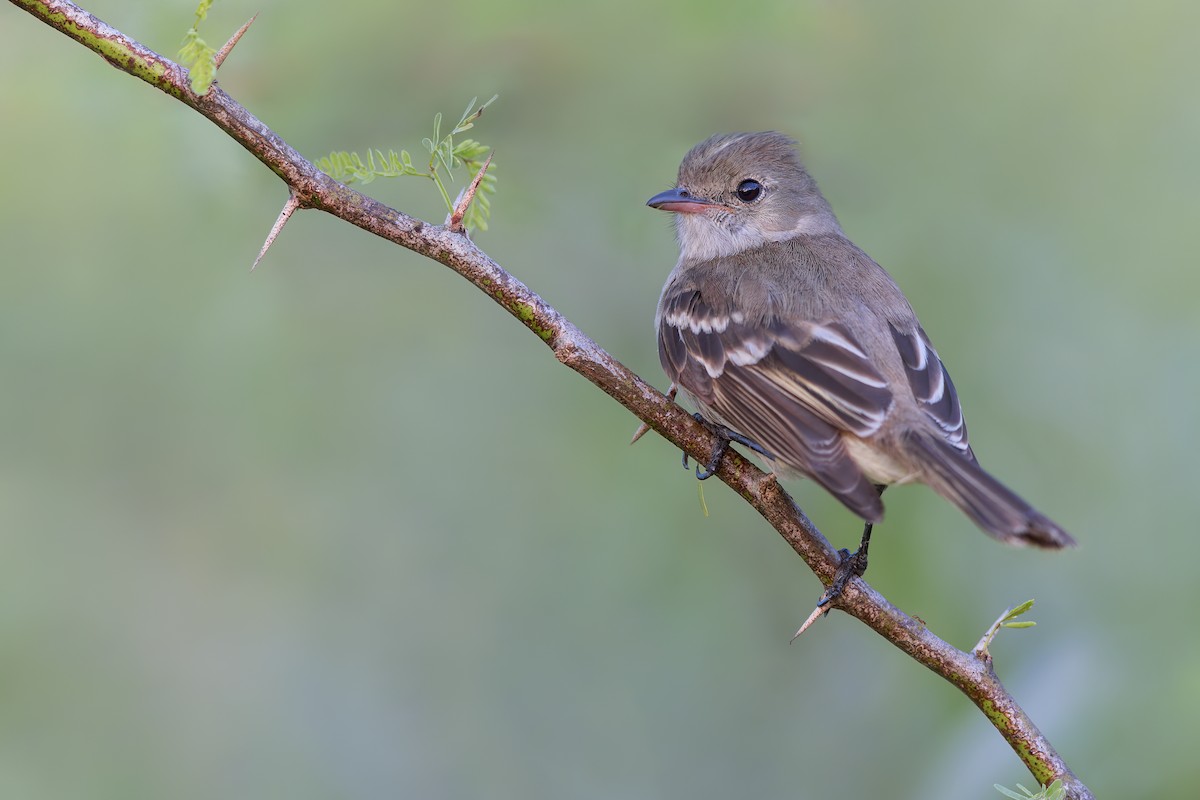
top-left (818, 538), bottom-right (870, 608)
top-left (792, 502), bottom-right (882, 642)
top-left (682, 414), bottom-right (771, 480)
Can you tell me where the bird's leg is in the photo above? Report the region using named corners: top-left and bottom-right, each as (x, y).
top-left (819, 522), bottom-right (873, 607)
top-left (817, 484), bottom-right (888, 608)
top-left (683, 413), bottom-right (772, 480)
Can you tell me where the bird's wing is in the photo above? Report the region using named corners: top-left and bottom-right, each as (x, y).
top-left (888, 324), bottom-right (972, 457)
top-left (658, 289), bottom-right (892, 521)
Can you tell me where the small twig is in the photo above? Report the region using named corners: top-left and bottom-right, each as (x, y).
top-left (974, 599), bottom-right (1037, 659)
top-left (214, 13), bottom-right (257, 70)
top-left (448, 150), bottom-right (493, 233)
top-left (253, 192), bottom-right (300, 270)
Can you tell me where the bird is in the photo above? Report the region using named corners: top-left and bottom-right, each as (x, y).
top-left (646, 132), bottom-right (1074, 599)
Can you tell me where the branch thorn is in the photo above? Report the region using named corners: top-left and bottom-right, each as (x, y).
top-left (631, 384), bottom-right (677, 444)
top-left (790, 603), bottom-right (830, 643)
top-left (215, 13), bottom-right (259, 70)
top-left (253, 192), bottom-right (300, 270)
top-left (448, 150), bottom-right (493, 234)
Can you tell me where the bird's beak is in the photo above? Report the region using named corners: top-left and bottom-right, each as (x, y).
top-left (646, 187), bottom-right (721, 214)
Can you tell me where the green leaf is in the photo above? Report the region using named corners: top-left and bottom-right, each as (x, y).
top-left (453, 94), bottom-right (497, 134)
top-left (993, 779), bottom-right (1065, 800)
top-left (177, 0), bottom-right (218, 94)
top-left (314, 96), bottom-right (499, 231)
top-left (1006, 599), bottom-right (1036, 619)
top-left (454, 139), bottom-right (490, 161)
top-left (456, 96), bottom-right (479, 129)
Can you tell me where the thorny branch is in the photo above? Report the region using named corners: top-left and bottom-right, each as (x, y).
top-left (7, 2), bottom-right (1090, 797)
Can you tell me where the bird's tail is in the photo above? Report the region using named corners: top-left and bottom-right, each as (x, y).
top-left (907, 433), bottom-right (1076, 549)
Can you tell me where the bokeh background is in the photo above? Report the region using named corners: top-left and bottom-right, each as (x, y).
top-left (2, 1), bottom-right (1196, 797)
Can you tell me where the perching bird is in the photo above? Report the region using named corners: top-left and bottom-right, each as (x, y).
top-left (647, 132), bottom-right (1074, 594)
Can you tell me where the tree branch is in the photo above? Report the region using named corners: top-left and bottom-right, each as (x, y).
top-left (8, 2), bottom-right (1090, 796)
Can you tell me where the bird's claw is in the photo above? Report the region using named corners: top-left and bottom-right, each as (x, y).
top-left (682, 414), bottom-right (771, 480)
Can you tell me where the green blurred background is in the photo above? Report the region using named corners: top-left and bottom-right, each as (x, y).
top-left (1, 1), bottom-right (1196, 797)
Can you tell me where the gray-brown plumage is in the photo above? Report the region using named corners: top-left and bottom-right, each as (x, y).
top-left (648, 132), bottom-right (1074, 549)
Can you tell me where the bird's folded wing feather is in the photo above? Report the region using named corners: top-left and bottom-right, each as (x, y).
top-left (658, 289), bottom-right (892, 520)
top-left (889, 323), bottom-right (972, 457)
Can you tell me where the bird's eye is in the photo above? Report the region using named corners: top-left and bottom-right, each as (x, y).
top-left (736, 179), bottom-right (763, 203)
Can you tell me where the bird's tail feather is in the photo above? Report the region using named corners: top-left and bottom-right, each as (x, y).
top-left (907, 433), bottom-right (1075, 549)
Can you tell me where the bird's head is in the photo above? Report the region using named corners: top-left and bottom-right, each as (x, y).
top-left (647, 132), bottom-right (841, 262)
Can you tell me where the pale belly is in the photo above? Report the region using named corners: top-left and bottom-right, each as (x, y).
top-left (843, 436), bottom-right (919, 485)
